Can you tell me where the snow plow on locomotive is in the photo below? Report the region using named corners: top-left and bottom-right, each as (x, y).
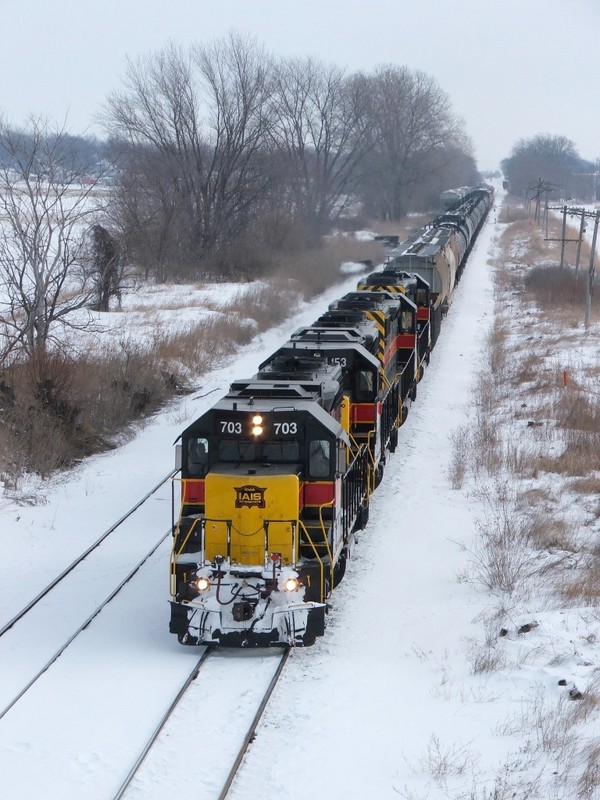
top-left (169, 184), bottom-right (493, 647)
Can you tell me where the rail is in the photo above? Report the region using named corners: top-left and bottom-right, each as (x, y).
top-left (0, 469), bottom-right (175, 639)
top-left (217, 648), bottom-right (290, 799)
top-left (111, 648), bottom-right (213, 800)
top-left (0, 529), bottom-right (171, 722)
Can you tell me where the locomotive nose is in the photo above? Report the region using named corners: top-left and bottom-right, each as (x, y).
top-left (204, 472), bottom-right (300, 566)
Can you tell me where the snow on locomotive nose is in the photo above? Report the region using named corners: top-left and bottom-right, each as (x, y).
top-left (174, 466), bottom-right (320, 647)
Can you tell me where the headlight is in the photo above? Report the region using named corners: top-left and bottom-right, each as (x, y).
top-left (195, 576), bottom-right (211, 592)
top-left (284, 577), bottom-right (299, 592)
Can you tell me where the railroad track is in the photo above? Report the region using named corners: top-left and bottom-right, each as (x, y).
top-left (0, 469), bottom-right (175, 638)
top-left (113, 648), bottom-right (290, 800)
top-left (0, 472), bottom-right (177, 723)
top-left (0, 528), bottom-right (171, 721)
top-left (0, 488), bottom-right (289, 800)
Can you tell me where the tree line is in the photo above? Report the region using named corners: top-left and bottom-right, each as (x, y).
top-left (0, 34), bottom-right (480, 365)
top-left (501, 134), bottom-right (598, 202)
top-left (102, 34), bottom-right (478, 282)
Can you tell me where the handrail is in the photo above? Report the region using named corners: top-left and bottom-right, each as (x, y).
top-left (172, 518), bottom-right (202, 560)
top-left (318, 500), bottom-right (335, 594)
top-left (380, 368), bottom-right (391, 389)
top-left (298, 520), bottom-right (326, 603)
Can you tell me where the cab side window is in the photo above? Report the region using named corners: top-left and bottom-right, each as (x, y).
top-left (309, 440), bottom-right (331, 479)
top-left (356, 370), bottom-right (375, 401)
top-left (401, 310), bottom-right (414, 333)
top-left (187, 437), bottom-right (209, 477)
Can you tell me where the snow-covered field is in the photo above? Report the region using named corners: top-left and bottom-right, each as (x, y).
top-left (2, 194), bottom-right (600, 799)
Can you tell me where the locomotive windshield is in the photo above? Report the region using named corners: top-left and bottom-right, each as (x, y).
top-left (218, 440), bottom-right (256, 462)
top-left (217, 439), bottom-right (301, 464)
top-left (262, 441), bottom-right (300, 462)
top-left (355, 369), bottom-right (375, 402)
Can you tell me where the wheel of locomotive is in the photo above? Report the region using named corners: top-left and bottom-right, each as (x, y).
top-left (332, 548), bottom-right (347, 588)
top-left (410, 382), bottom-right (417, 401)
top-left (352, 499), bottom-right (369, 532)
top-left (389, 427), bottom-right (398, 453)
top-left (374, 461), bottom-right (384, 489)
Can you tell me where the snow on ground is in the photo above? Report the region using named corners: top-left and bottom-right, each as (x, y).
top-left (2, 196), bottom-right (600, 799)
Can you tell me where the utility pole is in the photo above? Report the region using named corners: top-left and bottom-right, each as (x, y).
top-left (547, 203), bottom-right (599, 325)
top-left (575, 213), bottom-right (586, 276)
top-left (546, 205), bottom-right (584, 268)
top-left (528, 178), bottom-right (556, 228)
top-left (584, 210), bottom-right (600, 328)
top-left (543, 190), bottom-right (550, 237)
top-left (560, 205), bottom-right (567, 268)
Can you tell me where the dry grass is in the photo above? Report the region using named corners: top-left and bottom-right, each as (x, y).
top-left (277, 235), bottom-right (385, 300)
top-left (524, 264), bottom-right (591, 313)
top-left (218, 280), bottom-right (301, 330)
top-left (570, 476), bottom-right (600, 496)
top-left (578, 742), bottom-right (600, 798)
top-left (0, 226), bottom-right (376, 486)
top-left (449, 424), bottom-right (471, 489)
top-left (448, 196), bottom-right (600, 800)
top-left (498, 204), bottom-right (530, 224)
top-left (534, 436), bottom-right (600, 478)
top-left (527, 512), bottom-right (577, 553)
top-left (555, 390), bottom-right (600, 432)
top-left (560, 557), bottom-right (600, 604)
top-left (418, 733), bottom-right (476, 784)
top-left (466, 487), bottom-right (534, 594)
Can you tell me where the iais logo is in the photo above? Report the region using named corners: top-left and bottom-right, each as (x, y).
top-left (234, 485), bottom-right (267, 509)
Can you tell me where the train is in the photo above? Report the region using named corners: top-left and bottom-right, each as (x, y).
top-left (168, 184), bottom-right (494, 648)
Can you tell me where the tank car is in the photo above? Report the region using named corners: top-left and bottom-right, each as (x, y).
top-left (439, 186), bottom-right (470, 210)
top-left (383, 186), bottom-right (493, 344)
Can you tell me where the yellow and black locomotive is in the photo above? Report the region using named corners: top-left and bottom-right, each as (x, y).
top-left (169, 185), bottom-right (493, 647)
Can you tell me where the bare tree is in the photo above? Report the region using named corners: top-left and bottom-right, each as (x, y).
top-left (357, 66), bottom-right (468, 220)
top-left (86, 224), bottom-right (124, 312)
top-left (103, 35), bottom-right (274, 278)
top-left (0, 118), bottom-right (104, 362)
top-left (269, 58), bottom-right (371, 236)
top-left (501, 134), bottom-right (593, 199)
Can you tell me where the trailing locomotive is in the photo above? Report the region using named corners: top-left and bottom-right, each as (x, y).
top-left (169, 184), bottom-right (493, 648)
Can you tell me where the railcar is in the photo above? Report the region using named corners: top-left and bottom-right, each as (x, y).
top-left (440, 185), bottom-right (471, 210)
top-left (168, 183), bottom-right (493, 647)
top-left (383, 186), bottom-right (493, 344)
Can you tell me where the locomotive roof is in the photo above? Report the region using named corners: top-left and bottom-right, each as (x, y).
top-left (265, 338), bottom-right (380, 372)
top-left (334, 290), bottom-right (401, 313)
top-left (315, 309), bottom-right (379, 340)
top-left (291, 326), bottom-right (364, 343)
top-left (179, 390), bottom-right (351, 446)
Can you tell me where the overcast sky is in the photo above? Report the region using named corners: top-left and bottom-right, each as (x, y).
top-left (1, 0), bottom-right (598, 171)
